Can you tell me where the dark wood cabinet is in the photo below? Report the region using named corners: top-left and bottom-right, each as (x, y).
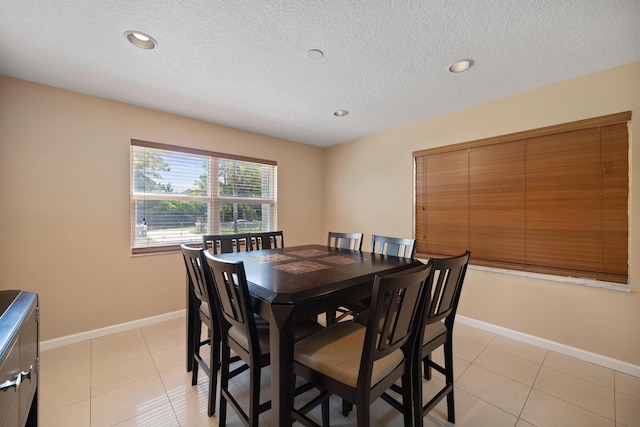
top-left (0, 291), bottom-right (39, 427)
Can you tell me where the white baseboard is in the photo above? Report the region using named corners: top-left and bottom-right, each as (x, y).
top-left (40, 310), bottom-right (639, 378)
top-left (40, 310), bottom-right (185, 352)
top-left (457, 315), bottom-right (640, 378)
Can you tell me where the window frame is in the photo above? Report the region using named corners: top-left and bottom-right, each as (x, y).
top-left (130, 139), bottom-right (277, 255)
top-left (413, 111), bottom-right (631, 285)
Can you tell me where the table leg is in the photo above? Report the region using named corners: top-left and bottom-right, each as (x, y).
top-left (269, 303), bottom-right (295, 426)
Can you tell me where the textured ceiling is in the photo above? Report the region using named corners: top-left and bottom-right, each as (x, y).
top-left (1, 1), bottom-right (639, 147)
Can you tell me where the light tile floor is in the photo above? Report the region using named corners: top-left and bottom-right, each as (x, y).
top-left (39, 318), bottom-right (640, 426)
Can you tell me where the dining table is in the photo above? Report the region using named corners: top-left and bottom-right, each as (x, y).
top-left (201, 243), bottom-right (423, 426)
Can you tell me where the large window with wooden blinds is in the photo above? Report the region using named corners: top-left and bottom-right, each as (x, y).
top-left (414, 112), bottom-right (630, 284)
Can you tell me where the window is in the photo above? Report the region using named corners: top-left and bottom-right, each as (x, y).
top-left (414, 112), bottom-right (630, 284)
top-left (131, 140), bottom-right (277, 254)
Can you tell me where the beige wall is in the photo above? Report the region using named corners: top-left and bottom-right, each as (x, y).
top-left (325, 61), bottom-right (640, 366)
top-left (2, 61), bottom-right (638, 367)
top-left (0, 77), bottom-right (325, 341)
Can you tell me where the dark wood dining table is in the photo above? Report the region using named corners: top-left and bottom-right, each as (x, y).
top-left (204, 244), bottom-right (423, 425)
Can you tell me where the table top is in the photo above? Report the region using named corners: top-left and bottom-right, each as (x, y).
top-left (212, 244), bottom-right (423, 305)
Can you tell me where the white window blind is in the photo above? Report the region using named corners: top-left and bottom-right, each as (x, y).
top-left (131, 140), bottom-right (277, 254)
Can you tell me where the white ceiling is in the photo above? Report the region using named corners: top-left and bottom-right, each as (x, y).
top-left (1, 1), bottom-right (639, 147)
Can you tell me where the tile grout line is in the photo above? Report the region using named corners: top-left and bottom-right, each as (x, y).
top-left (452, 333), bottom-right (527, 424)
top-left (531, 357), bottom-right (617, 424)
top-left (514, 347), bottom-right (548, 426)
top-left (140, 326), bottom-right (184, 426)
top-left (536, 360), bottom-right (617, 420)
top-left (472, 344), bottom-right (547, 389)
top-left (540, 363), bottom-right (615, 391)
top-left (530, 388), bottom-right (616, 424)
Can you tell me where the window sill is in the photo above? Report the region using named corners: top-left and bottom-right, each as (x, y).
top-left (468, 264), bottom-right (630, 292)
top-left (416, 258), bottom-right (629, 292)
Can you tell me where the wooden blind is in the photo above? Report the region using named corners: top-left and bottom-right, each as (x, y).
top-left (601, 123), bottom-right (630, 282)
top-left (469, 141), bottom-right (525, 267)
top-left (422, 150), bottom-right (469, 255)
top-left (414, 112), bottom-right (630, 284)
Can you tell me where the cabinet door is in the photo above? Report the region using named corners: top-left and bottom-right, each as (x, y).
top-left (0, 337), bottom-right (20, 427)
top-left (19, 304), bottom-right (37, 423)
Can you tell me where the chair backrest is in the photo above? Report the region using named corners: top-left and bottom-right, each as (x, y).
top-left (422, 251), bottom-right (470, 329)
top-left (359, 262), bottom-right (433, 386)
top-left (181, 244), bottom-right (217, 317)
top-left (202, 233), bottom-right (252, 254)
top-left (204, 252), bottom-right (261, 358)
top-left (327, 231), bottom-right (363, 251)
top-left (251, 231), bottom-right (284, 250)
top-left (370, 235), bottom-right (416, 258)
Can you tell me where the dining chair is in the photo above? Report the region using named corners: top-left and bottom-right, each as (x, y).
top-left (251, 230), bottom-right (284, 250)
top-left (327, 231), bottom-right (363, 251)
top-left (180, 244), bottom-right (223, 416)
top-left (204, 252), bottom-right (323, 426)
top-left (414, 251), bottom-right (470, 424)
top-left (186, 233), bottom-right (251, 374)
top-left (326, 232), bottom-right (364, 324)
top-left (291, 262), bottom-right (433, 427)
top-left (378, 251), bottom-right (471, 423)
top-left (202, 233), bottom-right (252, 254)
top-left (371, 234), bottom-right (416, 258)
top-left (337, 234), bottom-right (417, 323)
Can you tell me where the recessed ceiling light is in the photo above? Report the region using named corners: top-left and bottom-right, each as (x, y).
top-left (124, 31), bottom-right (157, 49)
top-left (334, 110), bottom-right (349, 117)
top-left (306, 49), bottom-right (324, 61)
top-left (448, 59), bottom-right (474, 73)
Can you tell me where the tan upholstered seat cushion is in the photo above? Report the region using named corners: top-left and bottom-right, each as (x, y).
top-left (198, 301), bottom-right (212, 320)
top-left (228, 316), bottom-right (271, 355)
top-left (423, 320), bottom-right (447, 344)
top-left (294, 321), bottom-right (404, 389)
top-left (229, 317), bottom-right (323, 356)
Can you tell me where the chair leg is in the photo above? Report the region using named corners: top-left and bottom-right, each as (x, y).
top-left (356, 396), bottom-right (369, 427)
top-left (423, 352), bottom-right (432, 380)
top-left (207, 324), bottom-right (220, 416)
top-left (212, 325), bottom-right (221, 373)
top-left (187, 294), bottom-right (196, 372)
top-left (322, 397), bottom-right (330, 427)
top-left (325, 308), bottom-right (337, 326)
top-left (249, 364), bottom-right (261, 427)
top-left (191, 320), bottom-right (202, 386)
top-left (218, 344), bottom-right (230, 426)
top-left (292, 375), bottom-right (330, 427)
top-left (413, 354), bottom-right (425, 427)
top-left (401, 372), bottom-right (414, 427)
top-left (206, 355), bottom-right (215, 416)
top-left (342, 399), bottom-right (353, 416)
top-left (444, 340), bottom-right (455, 423)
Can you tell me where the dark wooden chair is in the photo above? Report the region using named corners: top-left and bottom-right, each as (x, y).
top-left (204, 253), bottom-right (322, 426)
top-left (371, 234), bottom-right (416, 258)
top-left (327, 231), bottom-right (363, 251)
top-left (180, 244), bottom-right (222, 416)
top-left (342, 234), bottom-right (417, 321)
top-left (326, 232), bottom-right (364, 323)
top-left (414, 251), bottom-right (471, 424)
top-left (185, 233), bottom-right (252, 375)
top-left (291, 262), bottom-right (433, 427)
top-left (202, 233), bottom-right (252, 254)
top-left (251, 230), bottom-right (284, 250)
